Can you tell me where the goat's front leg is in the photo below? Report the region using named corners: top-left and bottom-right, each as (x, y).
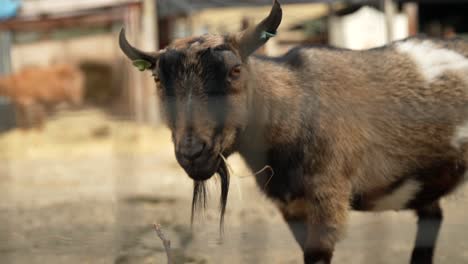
top-left (410, 201), bottom-right (443, 264)
top-left (278, 200), bottom-right (308, 250)
top-left (303, 178), bottom-right (351, 264)
top-left (32, 103), bottom-right (46, 130)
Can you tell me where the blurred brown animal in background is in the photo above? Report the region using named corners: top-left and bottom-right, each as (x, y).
top-left (0, 64), bottom-right (85, 129)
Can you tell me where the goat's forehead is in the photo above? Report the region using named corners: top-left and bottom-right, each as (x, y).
top-left (168, 34), bottom-right (225, 52)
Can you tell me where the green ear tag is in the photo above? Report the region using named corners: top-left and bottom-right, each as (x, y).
top-left (132, 59), bottom-right (152, 71)
top-left (260, 31), bottom-right (276, 40)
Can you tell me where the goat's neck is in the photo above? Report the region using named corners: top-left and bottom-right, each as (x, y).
top-left (237, 57), bottom-right (300, 158)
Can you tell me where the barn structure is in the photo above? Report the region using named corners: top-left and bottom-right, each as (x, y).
top-left (1, 0), bottom-right (466, 130)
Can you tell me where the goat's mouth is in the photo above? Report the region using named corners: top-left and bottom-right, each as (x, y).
top-left (181, 155), bottom-right (221, 181)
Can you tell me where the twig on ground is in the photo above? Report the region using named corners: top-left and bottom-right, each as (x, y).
top-left (153, 223), bottom-right (172, 264)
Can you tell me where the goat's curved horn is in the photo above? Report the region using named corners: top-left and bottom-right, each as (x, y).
top-left (119, 28), bottom-right (158, 69)
top-left (236, 0), bottom-right (282, 59)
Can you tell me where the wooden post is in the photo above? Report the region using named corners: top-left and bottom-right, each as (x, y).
top-left (0, 31), bottom-right (12, 73)
top-left (141, 0), bottom-right (159, 124)
top-left (0, 30), bottom-right (16, 131)
top-left (122, 4), bottom-right (143, 122)
top-left (403, 2), bottom-right (419, 36)
top-left (327, 2), bottom-right (335, 45)
top-left (383, 0), bottom-right (396, 43)
top-left (0, 31), bottom-right (13, 264)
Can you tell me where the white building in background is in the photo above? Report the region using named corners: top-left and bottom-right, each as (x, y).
top-left (329, 6), bottom-right (409, 50)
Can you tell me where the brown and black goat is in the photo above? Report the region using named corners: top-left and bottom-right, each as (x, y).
top-left (119, 1), bottom-right (468, 263)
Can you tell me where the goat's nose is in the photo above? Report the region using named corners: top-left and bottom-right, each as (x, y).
top-left (179, 137), bottom-right (205, 161)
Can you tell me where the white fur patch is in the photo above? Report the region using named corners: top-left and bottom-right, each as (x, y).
top-left (373, 180), bottom-right (420, 211)
top-left (452, 122), bottom-right (468, 183)
top-left (451, 120), bottom-right (468, 149)
top-left (396, 40), bottom-right (468, 82)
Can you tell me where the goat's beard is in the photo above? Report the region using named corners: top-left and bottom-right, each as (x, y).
top-left (191, 159), bottom-right (230, 234)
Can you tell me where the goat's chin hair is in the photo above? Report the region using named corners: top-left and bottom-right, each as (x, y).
top-left (190, 159), bottom-right (230, 235)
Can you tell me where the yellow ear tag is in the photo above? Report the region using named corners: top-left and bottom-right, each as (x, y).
top-left (132, 59), bottom-right (152, 71)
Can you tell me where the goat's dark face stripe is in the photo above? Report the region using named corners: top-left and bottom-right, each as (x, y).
top-left (198, 48), bottom-right (229, 139)
top-left (157, 50), bottom-right (185, 129)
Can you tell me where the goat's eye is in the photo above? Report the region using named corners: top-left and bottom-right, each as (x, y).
top-left (229, 65), bottom-right (241, 80)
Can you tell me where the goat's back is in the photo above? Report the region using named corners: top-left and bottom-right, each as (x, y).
top-left (2, 64), bottom-right (85, 106)
top-left (261, 37), bottom-right (468, 195)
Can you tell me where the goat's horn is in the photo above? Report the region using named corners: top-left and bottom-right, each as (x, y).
top-left (119, 28), bottom-right (158, 68)
top-left (236, 0), bottom-right (282, 59)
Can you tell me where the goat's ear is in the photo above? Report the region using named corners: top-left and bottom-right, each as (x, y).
top-left (119, 28), bottom-right (160, 71)
top-left (233, 0), bottom-right (282, 60)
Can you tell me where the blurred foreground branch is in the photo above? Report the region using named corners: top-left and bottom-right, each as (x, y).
top-left (154, 223), bottom-right (172, 264)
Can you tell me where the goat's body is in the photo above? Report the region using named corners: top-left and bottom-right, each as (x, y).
top-left (239, 37), bottom-right (468, 213)
top-left (232, 37), bottom-right (468, 263)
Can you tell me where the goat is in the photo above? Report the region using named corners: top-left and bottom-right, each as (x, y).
top-left (0, 64), bottom-right (84, 129)
top-left (119, 1), bottom-right (468, 263)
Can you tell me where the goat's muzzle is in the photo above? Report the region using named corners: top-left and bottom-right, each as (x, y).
top-left (175, 136), bottom-right (220, 181)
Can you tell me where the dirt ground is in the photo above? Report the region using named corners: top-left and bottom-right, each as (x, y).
top-left (1, 109), bottom-right (468, 264)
